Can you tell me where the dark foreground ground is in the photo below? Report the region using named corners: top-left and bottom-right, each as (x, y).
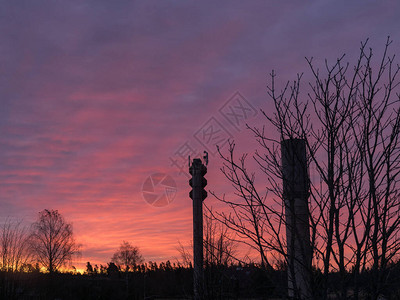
top-left (2, 264), bottom-right (400, 300)
top-left (0, 265), bottom-right (283, 300)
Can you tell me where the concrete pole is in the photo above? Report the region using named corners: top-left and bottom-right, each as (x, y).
top-left (189, 158), bottom-right (207, 300)
top-left (281, 138), bottom-right (311, 299)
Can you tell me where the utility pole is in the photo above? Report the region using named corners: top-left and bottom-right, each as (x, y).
top-left (281, 138), bottom-right (311, 299)
top-left (189, 156), bottom-right (207, 300)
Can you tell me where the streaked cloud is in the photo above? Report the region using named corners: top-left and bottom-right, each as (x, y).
top-left (1, 0), bottom-right (400, 269)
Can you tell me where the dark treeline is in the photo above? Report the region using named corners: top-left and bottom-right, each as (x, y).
top-left (0, 262), bottom-right (282, 300)
top-left (2, 260), bottom-right (400, 299)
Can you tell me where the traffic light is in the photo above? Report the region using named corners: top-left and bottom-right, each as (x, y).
top-left (189, 158), bottom-right (207, 201)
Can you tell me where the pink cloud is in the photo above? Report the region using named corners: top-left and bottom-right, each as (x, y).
top-left (1, 0), bottom-right (400, 271)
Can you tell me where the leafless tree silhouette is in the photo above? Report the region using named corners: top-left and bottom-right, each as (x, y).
top-left (111, 241), bottom-right (144, 271)
top-left (0, 218), bottom-right (31, 271)
top-left (177, 209), bottom-right (238, 268)
top-left (30, 209), bottom-right (80, 273)
top-left (211, 37), bottom-right (400, 299)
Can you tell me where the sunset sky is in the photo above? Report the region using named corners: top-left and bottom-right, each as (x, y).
top-left (1, 1), bottom-right (400, 270)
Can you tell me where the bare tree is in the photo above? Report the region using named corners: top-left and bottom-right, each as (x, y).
top-left (349, 41), bottom-right (400, 298)
top-left (30, 209), bottom-right (80, 273)
top-left (111, 241), bottom-right (144, 271)
top-left (177, 209), bottom-right (239, 299)
top-left (203, 208), bottom-right (237, 267)
top-left (0, 218), bottom-right (31, 272)
top-left (176, 209), bottom-right (238, 268)
top-left (203, 209), bottom-right (240, 299)
top-left (176, 241), bottom-right (192, 268)
top-left (212, 37), bottom-right (400, 299)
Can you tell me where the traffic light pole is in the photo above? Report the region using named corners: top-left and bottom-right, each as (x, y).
top-left (189, 158), bottom-right (207, 300)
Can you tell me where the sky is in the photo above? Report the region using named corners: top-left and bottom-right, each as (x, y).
top-left (1, 0), bottom-right (400, 270)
